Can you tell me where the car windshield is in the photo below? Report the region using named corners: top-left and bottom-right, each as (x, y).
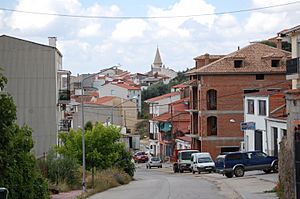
top-left (151, 157), bottom-right (160, 161)
top-left (181, 151), bottom-right (198, 160)
top-left (198, 157), bottom-right (212, 163)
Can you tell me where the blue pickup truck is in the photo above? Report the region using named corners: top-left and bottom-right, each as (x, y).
top-left (215, 151), bottom-right (278, 178)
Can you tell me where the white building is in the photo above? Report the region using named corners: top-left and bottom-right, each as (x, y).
top-left (98, 82), bottom-right (142, 112)
top-left (145, 92), bottom-right (181, 156)
top-left (243, 91), bottom-right (286, 156)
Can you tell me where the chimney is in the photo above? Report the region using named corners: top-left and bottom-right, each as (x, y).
top-left (276, 36), bottom-right (282, 49)
top-left (48, 37), bottom-right (57, 47)
top-left (204, 53), bottom-right (210, 66)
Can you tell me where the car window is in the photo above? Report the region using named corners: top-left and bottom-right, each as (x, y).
top-left (226, 153), bottom-right (243, 160)
top-left (181, 151), bottom-right (198, 160)
top-left (246, 152), bottom-right (254, 159)
top-left (151, 157), bottom-right (160, 161)
top-left (255, 152), bottom-right (267, 158)
top-left (198, 157), bottom-right (212, 163)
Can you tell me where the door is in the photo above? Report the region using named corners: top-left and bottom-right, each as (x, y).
top-left (255, 130), bottom-right (263, 151)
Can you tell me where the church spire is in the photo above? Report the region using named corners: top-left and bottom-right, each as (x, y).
top-left (153, 47), bottom-right (162, 67)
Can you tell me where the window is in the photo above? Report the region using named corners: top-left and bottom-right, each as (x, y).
top-left (247, 99), bottom-right (254, 114)
top-left (256, 74), bottom-right (264, 80)
top-left (258, 100), bottom-right (266, 116)
top-left (271, 59), bottom-right (280, 67)
top-left (207, 116), bottom-right (217, 136)
top-left (234, 60), bottom-right (243, 68)
top-left (281, 129), bottom-right (287, 137)
top-left (207, 89), bottom-right (217, 110)
top-left (226, 153), bottom-right (243, 160)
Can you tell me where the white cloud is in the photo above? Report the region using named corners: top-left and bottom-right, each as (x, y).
top-left (111, 19), bottom-right (148, 42)
top-left (78, 23), bottom-right (101, 37)
top-left (147, 0), bottom-right (216, 38)
top-left (214, 14), bottom-right (241, 37)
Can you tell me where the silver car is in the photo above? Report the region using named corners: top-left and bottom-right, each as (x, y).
top-left (146, 157), bottom-right (162, 169)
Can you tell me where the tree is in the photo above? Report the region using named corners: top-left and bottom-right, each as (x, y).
top-left (0, 69), bottom-right (49, 199)
top-left (56, 122), bottom-right (135, 187)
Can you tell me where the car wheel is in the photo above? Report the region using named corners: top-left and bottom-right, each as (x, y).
top-left (234, 167), bottom-right (245, 177)
top-left (192, 170), bottom-right (195, 174)
top-left (225, 172), bottom-right (233, 178)
top-left (263, 168), bottom-right (272, 174)
top-left (273, 162), bottom-right (278, 173)
top-left (149, 166), bottom-right (151, 169)
top-left (198, 170), bottom-right (201, 174)
top-left (160, 166), bottom-right (162, 168)
top-left (179, 169), bottom-right (183, 173)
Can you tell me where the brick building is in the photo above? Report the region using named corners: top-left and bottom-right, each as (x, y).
top-left (186, 43), bottom-right (291, 159)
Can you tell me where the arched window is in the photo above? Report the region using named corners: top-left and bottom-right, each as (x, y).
top-left (207, 89), bottom-right (217, 110)
top-left (207, 116), bottom-right (217, 136)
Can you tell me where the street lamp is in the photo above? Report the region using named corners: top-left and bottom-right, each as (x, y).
top-left (111, 96), bottom-right (138, 125)
top-left (80, 66), bottom-right (116, 192)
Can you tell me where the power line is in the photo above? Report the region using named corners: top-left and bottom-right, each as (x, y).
top-left (0, 1), bottom-right (299, 19)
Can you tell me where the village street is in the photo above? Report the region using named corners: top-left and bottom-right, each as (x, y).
top-left (88, 163), bottom-right (278, 199)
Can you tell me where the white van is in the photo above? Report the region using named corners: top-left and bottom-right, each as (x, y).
top-left (191, 152), bottom-right (215, 174)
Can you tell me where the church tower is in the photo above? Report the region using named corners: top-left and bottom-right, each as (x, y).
top-left (151, 47), bottom-right (164, 74)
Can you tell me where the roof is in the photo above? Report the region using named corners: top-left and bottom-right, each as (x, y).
top-left (194, 54), bottom-right (225, 60)
top-left (87, 96), bottom-right (115, 105)
top-left (0, 35), bottom-right (62, 56)
top-left (280, 25), bottom-right (300, 35)
top-left (153, 47), bottom-right (162, 65)
top-left (114, 82), bottom-right (141, 90)
top-left (269, 104), bottom-right (287, 120)
top-left (176, 136), bottom-right (192, 143)
top-left (172, 83), bottom-right (188, 89)
top-left (145, 92), bottom-right (180, 103)
top-left (153, 113), bottom-right (171, 122)
top-left (186, 43), bottom-right (291, 75)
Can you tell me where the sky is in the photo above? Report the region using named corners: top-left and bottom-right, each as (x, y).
top-left (0, 0), bottom-right (299, 75)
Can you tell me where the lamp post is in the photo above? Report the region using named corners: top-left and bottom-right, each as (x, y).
top-left (80, 66), bottom-right (115, 192)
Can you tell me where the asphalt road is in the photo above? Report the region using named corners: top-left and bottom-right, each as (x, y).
top-left (88, 165), bottom-right (231, 199)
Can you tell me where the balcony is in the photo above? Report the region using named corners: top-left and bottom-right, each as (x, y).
top-left (59, 89), bottom-right (70, 101)
top-left (149, 133), bottom-right (158, 140)
top-left (286, 57), bottom-right (300, 76)
top-left (57, 70), bottom-right (71, 104)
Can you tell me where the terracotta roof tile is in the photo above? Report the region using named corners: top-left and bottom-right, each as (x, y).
top-left (187, 43), bottom-right (291, 75)
top-left (115, 82), bottom-right (141, 90)
top-left (87, 96), bottom-right (115, 105)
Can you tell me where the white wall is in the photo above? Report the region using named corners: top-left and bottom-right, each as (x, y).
top-left (244, 96), bottom-right (269, 153)
top-left (266, 119), bottom-right (287, 156)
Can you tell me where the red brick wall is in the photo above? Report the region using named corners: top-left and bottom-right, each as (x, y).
top-left (191, 73), bottom-right (289, 157)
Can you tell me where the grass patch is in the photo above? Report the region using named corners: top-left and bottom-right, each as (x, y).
top-left (77, 167), bottom-right (132, 199)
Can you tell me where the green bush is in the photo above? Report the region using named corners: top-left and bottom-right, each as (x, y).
top-left (47, 150), bottom-right (80, 188)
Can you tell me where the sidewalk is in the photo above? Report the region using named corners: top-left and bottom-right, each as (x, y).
top-left (160, 163), bottom-right (278, 199)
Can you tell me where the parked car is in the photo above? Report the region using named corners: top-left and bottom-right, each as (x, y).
top-left (173, 149), bottom-right (199, 173)
top-left (191, 152), bottom-right (215, 174)
top-left (215, 151), bottom-right (278, 178)
top-left (133, 151), bottom-right (149, 163)
top-left (146, 157), bottom-right (162, 169)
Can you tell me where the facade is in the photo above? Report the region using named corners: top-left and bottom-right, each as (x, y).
top-left (186, 43), bottom-right (291, 159)
top-left (243, 91), bottom-right (286, 156)
top-left (0, 35), bottom-right (70, 158)
top-left (98, 81), bottom-right (141, 112)
top-left (72, 96), bottom-right (137, 133)
top-left (145, 92), bottom-right (181, 157)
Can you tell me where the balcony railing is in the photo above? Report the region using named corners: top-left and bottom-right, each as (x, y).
top-left (286, 57), bottom-right (300, 75)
